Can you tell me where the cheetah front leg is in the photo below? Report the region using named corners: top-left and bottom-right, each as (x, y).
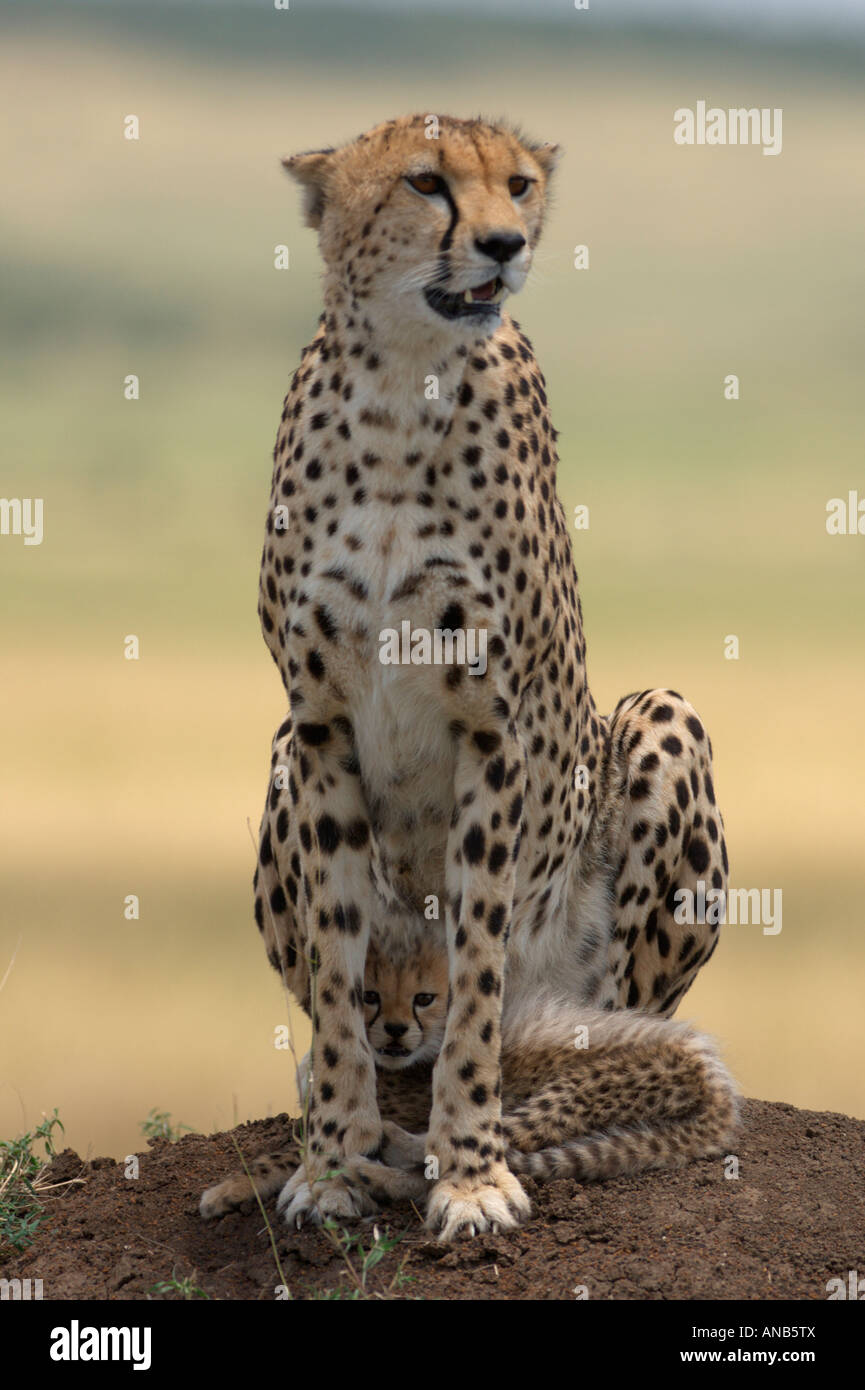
top-left (425, 734), bottom-right (532, 1242)
top-left (276, 733), bottom-right (383, 1229)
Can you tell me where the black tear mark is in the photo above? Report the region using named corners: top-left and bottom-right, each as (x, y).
top-left (438, 180), bottom-right (460, 253)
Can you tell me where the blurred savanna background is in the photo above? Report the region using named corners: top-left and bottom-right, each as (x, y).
top-left (1, 0), bottom-right (863, 1162)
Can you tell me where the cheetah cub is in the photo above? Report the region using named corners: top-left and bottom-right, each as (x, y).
top-left (201, 942), bottom-right (738, 1219)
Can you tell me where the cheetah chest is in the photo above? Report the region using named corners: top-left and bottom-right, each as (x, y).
top-left (296, 499), bottom-right (495, 899)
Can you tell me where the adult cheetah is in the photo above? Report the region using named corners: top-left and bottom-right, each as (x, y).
top-left (215, 114), bottom-right (728, 1242)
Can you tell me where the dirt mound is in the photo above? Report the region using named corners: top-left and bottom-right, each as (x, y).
top-left (4, 1099), bottom-right (864, 1301)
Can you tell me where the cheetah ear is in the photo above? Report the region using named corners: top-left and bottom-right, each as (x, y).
top-left (281, 148), bottom-right (335, 229)
top-left (531, 142), bottom-right (562, 176)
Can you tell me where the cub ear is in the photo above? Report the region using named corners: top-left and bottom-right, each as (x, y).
top-left (281, 147), bottom-right (335, 229)
top-left (531, 142), bottom-right (562, 176)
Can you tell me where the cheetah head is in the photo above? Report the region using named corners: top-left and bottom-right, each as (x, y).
top-left (362, 938), bottom-right (449, 1071)
top-left (283, 114), bottom-right (559, 343)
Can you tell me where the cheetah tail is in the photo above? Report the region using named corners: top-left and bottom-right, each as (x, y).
top-left (507, 1068), bottom-right (740, 1184)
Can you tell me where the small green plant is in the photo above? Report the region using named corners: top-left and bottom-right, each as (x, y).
top-left (318, 1220), bottom-right (414, 1299)
top-left (139, 1109), bottom-right (193, 1143)
top-left (149, 1268), bottom-right (210, 1300)
top-left (0, 1109), bottom-right (73, 1254)
top-left (309, 1285), bottom-right (363, 1300)
top-left (391, 1262), bottom-right (417, 1293)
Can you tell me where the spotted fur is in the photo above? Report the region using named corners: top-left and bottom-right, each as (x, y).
top-left (201, 948), bottom-right (738, 1218)
top-left (204, 114), bottom-right (728, 1242)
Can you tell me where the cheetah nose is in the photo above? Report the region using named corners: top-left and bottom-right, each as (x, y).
top-left (384, 1022), bottom-right (408, 1039)
top-left (474, 233), bottom-right (526, 264)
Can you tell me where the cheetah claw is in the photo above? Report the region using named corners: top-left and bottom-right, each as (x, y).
top-left (425, 1171), bottom-right (531, 1243)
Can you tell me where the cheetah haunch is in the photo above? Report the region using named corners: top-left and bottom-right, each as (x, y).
top-left (212, 115), bottom-right (731, 1242)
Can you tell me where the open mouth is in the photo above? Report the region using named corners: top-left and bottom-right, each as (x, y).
top-left (378, 1044), bottom-right (411, 1059)
top-left (424, 275), bottom-right (507, 321)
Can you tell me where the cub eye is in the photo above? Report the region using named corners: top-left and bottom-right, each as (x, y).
top-left (363, 990), bottom-right (380, 1006)
top-left (414, 993), bottom-right (436, 1008)
top-left (508, 175), bottom-right (531, 198)
top-left (406, 173), bottom-right (443, 196)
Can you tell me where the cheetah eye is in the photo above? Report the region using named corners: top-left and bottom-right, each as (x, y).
top-left (363, 990), bottom-right (380, 1006)
top-left (508, 175), bottom-right (531, 198)
top-left (414, 993), bottom-right (436, 1008)
top-left (406, 173), bottom-right (444, 197)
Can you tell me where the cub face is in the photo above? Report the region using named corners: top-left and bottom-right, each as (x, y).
top-left (363, 940), bottom-right (449, 1071)
top-left (283, 113), bottom-right (560, 342)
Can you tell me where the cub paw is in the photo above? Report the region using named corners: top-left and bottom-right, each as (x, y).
top-left (425, 1167), bottom-right (531, 1243)
top-left (200, 1174), bottom-right (254, 1220)
top-left (380, 1121), bottom-right (427, 1170)
top-left (199, 1150), bottom-right (297, 1220)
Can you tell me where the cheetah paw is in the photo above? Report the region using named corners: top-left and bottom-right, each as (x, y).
top-left (200, 1181), bottom-right (237, 1221)
top-left (426, 1168), bottom-right (531, 1243)
top-left (276, 1165), bottom-right (377, 1228)
top-left (200, 1173), bottom-right (259, 1220)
